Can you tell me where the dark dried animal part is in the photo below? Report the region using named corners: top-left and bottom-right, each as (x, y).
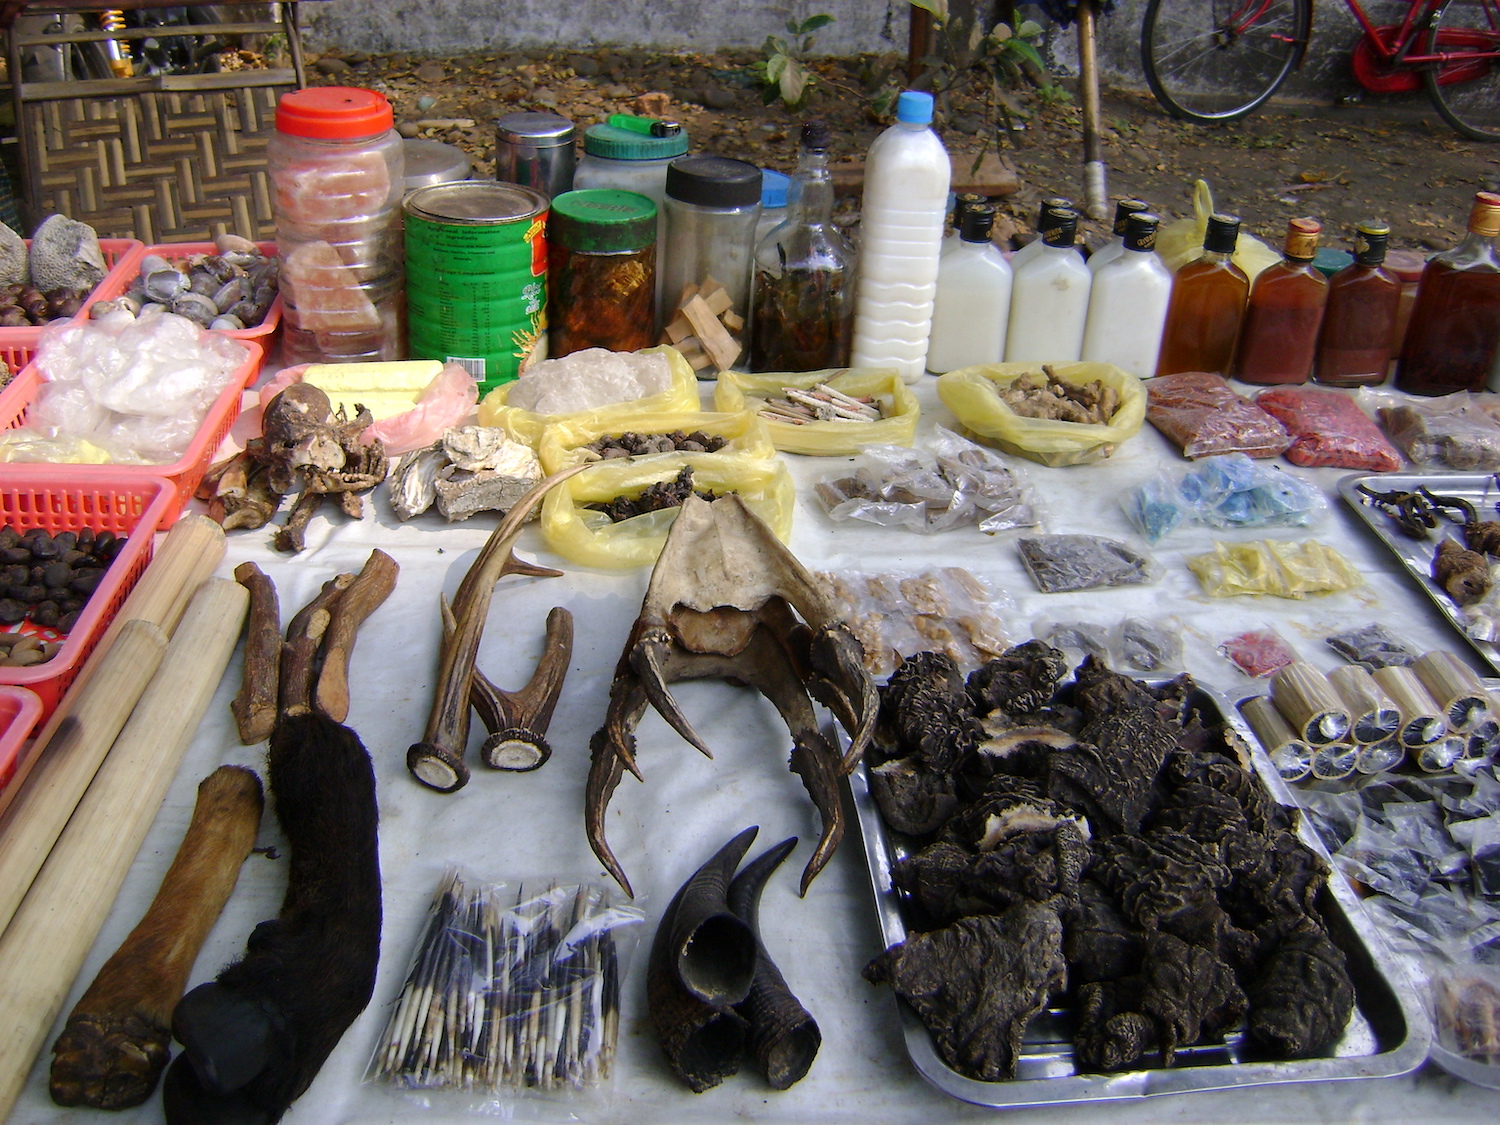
top-left (882, 651), bottom-right (983, 771)
top-left (1355, 484), bottom-right (1437, 539)
top-left (868, 756), bottom-right (959, 836)
top-left (586, 465), bottom-right (721, 523)
top-left (1433, 537), bottom-right (1492, 605)
top-left (966, 639), bottom-right (1069, 717)
top-left (1246, 917), bottom-right (1355, 1057)
top-left (863, 902), bottom-right (1066, 1082)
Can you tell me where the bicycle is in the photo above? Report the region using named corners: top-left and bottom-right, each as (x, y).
top-left (1140, 0), bottom-right (1500, 141)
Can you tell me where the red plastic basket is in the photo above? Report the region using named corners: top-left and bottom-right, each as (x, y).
top-left (0, 685), bottom-right (42, 796)
top-left (0, 239), bottom-right (146, 371)
top-left (0, 338), bottom-right (264, 521)
top-left (81, 240), bottom-right (283, 344)
top-left (0, 470), bottom-right (174, 722)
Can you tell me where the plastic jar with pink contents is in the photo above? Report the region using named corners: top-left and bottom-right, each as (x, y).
top-left (269, 86), bottom-right (406, 364)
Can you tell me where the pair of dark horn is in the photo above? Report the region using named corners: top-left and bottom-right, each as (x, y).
top-left (647, 826), bottom-right (821, 1092)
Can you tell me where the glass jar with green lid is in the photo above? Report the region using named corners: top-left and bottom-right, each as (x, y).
top-left (547, 188), bottom-right (658, 357)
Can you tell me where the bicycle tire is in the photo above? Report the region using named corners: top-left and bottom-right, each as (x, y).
top-left (1141, 0), bottom-right (1311, 123)
top-left (1425, 0), bottom-right (1500, 141)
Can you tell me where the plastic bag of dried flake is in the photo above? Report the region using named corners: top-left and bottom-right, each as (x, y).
top-left (1035, 619), bottom-right (1112, 663)
top-left (1123, 454), bottom-right (1324, 543)
top-left (1253, 385), bottom-right (1403, 472)
top-left (1325, 622), bottom-right (1419, 670)
top-left (1145, 370), bottom-right (1293, 460)
top-left (1017, 534), bottom-right (1154, 593)
top-left (1365, 389), bottom-right (1500, 471)
top-left (1217, 628), bottom-right (1298, 678)
top-left (1116, 616), bottom-right (1184, 672)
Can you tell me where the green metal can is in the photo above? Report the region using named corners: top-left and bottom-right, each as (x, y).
top-left (403, 180), bottom-right (549, 393)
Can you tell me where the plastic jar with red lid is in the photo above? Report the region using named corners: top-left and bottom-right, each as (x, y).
top-left (269, 86), bottom-right (406, 364)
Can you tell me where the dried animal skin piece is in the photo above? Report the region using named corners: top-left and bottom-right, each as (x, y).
top-left (1246, 916), bottom-right (1355, 1057)
top-left (966, 639), bottom-right (1069, 718)
top-left (867, 757), bottom-right (959, 837)
top-left (49, 767), bottom-right (264, 1109)
top-left (863, 902), bottom-right (1066, 1081)
top-left (1064, 879), bottom-right (1145, 987)
top-left (1435, 537), bottom-right (1493, 606)
top-left (881, 651), bottom-right (983, 772)
top-left (1047, 709), bottom-right (1176, 836)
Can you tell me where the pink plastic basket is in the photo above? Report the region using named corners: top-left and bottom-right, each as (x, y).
top-left (0, 685), bottom-right (42, 796)
top-left (80, 240), bottom-right (282, 343)
top-left (0, 338), bottom-right (264, 521)
top-left (0, 239), bottom-right (146, 371)
top-left (0, 470), bottom-right (175, 723)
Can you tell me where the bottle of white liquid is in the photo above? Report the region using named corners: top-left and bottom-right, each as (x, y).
top-left (940, 193), bottom-right (985, 258)
top-left (1082, 212), bottom-right (1173, 378)
top-left (850, 90), bottom-right (951, 382)
top-left (1005, 210), bottom-right (1091, 363)
top-left (1087, 197), bottom-right (1150, 274)
top-left (1009, 197), bottom-right (1075, 272)
top-left (928, 204), bottom-right (1013, 373)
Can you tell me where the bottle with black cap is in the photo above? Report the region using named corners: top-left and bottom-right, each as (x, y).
top-left (1156, 212), bottom-right (1251, 377)
top-left (1006, 207), bottom-right (1091, 363)
top-left (928, 203), bottom-right (1012, 373)
top-left (1083, 212), bottom-right (1172, 379)
top-left (940, 193), bottom-right (987, 258)
top-left (1087, 198), bottom-right (1151, 274)
top-left (1315, 219), bottom-right (1400, 387)
top-left (1010, 196), bottom-right (1076, 271)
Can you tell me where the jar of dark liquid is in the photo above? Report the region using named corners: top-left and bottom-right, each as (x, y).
top-left (546, 188), bottom-right (657, 358)
top-left (1155, 213), bottom-right (1249, 377)
top-left (1395, 191), bottom-right (1500, 396)
top-left (1233, 217), bottom-right (1328, 386)
top-left (1314, 220), bottom-right (1400, 387)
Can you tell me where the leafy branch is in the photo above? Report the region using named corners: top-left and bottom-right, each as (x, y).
top-left (752, 11), bottom-right (834, 111)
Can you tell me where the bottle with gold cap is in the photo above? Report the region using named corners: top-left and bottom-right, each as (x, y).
top-left (1232, 216), bottom-right (1328, 385)
top-left (1396, 191), bottom-right (1500, 396)
top-left (1314, 219), bottom-right (1401, 387)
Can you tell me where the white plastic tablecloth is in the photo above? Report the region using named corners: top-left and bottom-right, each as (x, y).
top-left (7, 375), bottom-right (1500, 1125)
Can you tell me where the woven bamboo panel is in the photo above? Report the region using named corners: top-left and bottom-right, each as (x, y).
top-left (25, 84), bottom-right (289, 242)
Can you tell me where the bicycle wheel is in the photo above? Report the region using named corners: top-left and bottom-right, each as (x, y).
top-left (1142, 0), bottom-right (1311, 123)
top-left (1425, 0), bottom-right (1500, 141)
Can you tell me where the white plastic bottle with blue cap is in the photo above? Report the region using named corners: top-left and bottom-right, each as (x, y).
top-left (850, 89), bottom-right (951, 382)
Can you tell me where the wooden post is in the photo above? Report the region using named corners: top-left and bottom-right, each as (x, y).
top-left (1077, 0), bottom-right (1108, 220)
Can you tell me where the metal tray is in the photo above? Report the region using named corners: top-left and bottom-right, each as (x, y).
top-left (1338, 472), bottom-right (1500, 674)
top-left (847, 684), bottom-right (1431, 1108)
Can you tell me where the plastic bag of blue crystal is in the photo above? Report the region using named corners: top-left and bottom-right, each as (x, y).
top-left (1121, 470), bottom-right (1187, 543)
top-left (1017, 534), bottom-right (1154, 593)
top-left (1124, 454), bottom-right (1324, 543)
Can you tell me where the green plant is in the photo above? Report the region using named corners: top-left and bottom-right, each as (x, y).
top-left (752, 11), bottom-right (835, 111)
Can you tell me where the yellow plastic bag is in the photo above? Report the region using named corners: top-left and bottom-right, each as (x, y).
top-left (536, 409), bottom-right (776, 474)
top-left (1156, 180), bottom-right (1282, 282)
top-left (1187, 539), bottom-right (1363, 598)
top-left (540, 451), bottom-right (795, 569)
top-left (935, 361), bottom-right (1146, 467)
top-left (477, 345), bottom-right (702, 448)
top-left (712, 368), bottom-right (918, 456)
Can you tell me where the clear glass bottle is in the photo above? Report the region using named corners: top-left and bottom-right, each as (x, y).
top-left (661, 156), bottom-right (762, 333)
top-left (1156, 213), bottom-right (1249, 377)
top-left (1314, 220), bottom-right (1401, 388)
top-left (749, 121), bottom-right (856, 373)
top-left (927, 203), bottom-right (1012, 373)
top-left (1006, 210), bottom-right (1091, 363)
top-left (1233, 217), bottom-right (1328, 386)
top-left (1396, 191), bottom-right (1500, 395)
top-left (547, 188), bottom-right (657, 358)
top-left (1082, 212), bottom-right (1172, 379)
top-left (1087, 197), bottom-right (1150, 274)
top-left (269, 86), bottom-right (406, 364)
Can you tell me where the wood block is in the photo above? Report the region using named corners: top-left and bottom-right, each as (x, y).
top-left (721, 309), bottom-right (744, 334)
top-left (678, 344), bottom-right (712, 370)
top-left (663, 313), bottom-right (694, 344)
top-left (681, 294), bottom-right (741, 371)
top-left (676, 282), bottom-right (699, 310)
top-left (700, 287), bottom-right (732, 316)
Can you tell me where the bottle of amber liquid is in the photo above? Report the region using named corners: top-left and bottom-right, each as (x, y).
top-left (1396, 191), bottom-right (1500, 396)
top-left (1314, 220), bottom-right (1400, 387)
top-left (1155, 213), bottom-right (1249, 376)
top-left (1233, 217), bottom-right (1328, 385)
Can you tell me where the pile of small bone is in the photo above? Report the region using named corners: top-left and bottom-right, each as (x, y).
top-left (759, 384), bottom-right (882, 425)
top-left (0, 525), bottom-right (124, 633)
top-left (581, 430), bottom-right (728, 459)
top-left (1000, 368), bottom-right (1119, 425)
top-left (94, 235), bottom-right (279, 332)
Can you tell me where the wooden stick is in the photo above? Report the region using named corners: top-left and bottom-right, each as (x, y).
top-left (231, 562), bottom-right (281, 744)
top-left (0, 620), bottom-right (169, 938)
top-left (1077, 0), bottom-right (1108, 220)
top-left (0, 515), bottom-right (225, 823)
top-left (0, 576), bottom-right (249, 1121)
top-left (49, 764), bottom-right (264, 1109)
top-left (313, 549), bottom-right (399, 724)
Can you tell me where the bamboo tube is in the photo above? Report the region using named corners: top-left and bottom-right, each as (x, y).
top-left (1417, 733), bottom-right (1465, 773)
top-left (1327, 665), bottom-right (1402, 745)
top-left (0, 620), bottom-right (168, 937)
top-left (1355, 736), bottom-right (1405, 775)
top-left (1372, 665), bottom-right (1448, 749)
top-left (0, 577), bottom-right (247, 1121)
top-left (1413, 650), bottom-right (1491, 731)
top-left (0, 514), bottom-right (225, 822)
top-left (1240, 695), bottom-right (1312, 781)
top-left (1310, 741), bottom-right (1359, 782)
top-left (1270, 662), bottom-right (1351, 746)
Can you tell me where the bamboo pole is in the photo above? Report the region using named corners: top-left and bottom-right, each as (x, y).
top-left (0, 514), bottom-right (226, 822)
top-left (0, 577), bottom-right (248, 1121)
top-left (1076, 0), bottom-right (1108, 220)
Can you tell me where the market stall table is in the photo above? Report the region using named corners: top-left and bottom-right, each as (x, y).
top-left (4, 373), bottom-right (1498, 1125)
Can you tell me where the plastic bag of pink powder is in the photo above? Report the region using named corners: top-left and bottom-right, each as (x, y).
top-left (1254, 385), bottom-right (1403, 472)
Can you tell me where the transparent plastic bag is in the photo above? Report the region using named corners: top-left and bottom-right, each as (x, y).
top-left (1187, 539), bottom-right (1363, 598)
top-left (712, 367), bottom-right (919, 456)
top-left (1155, 179), bottom-right (1283, 280)
top-left (1217, 628), bottom-right (1298, 678)
top-left (1036, 618), bottom-right (1112, 662)
top-left (1253, 385), bottom-right (1403, 472)
top-left (366, 870), bottom-right (644, 1102)
top-left (1017, 534), bottom-right (1154, 593)
top-left (1122, 454), bottom-right (1324, 543)
top-left (1363, 389), bottom-right (1500, 471)
top-left (1145, 370), bottom-right (1293, 460)
top-left (1117, 615), bottom-right (1184, 671)
top-left (1325, 622), bottom-right (1419, 670)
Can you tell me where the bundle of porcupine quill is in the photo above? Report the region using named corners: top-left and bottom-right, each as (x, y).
top-left (162, 549), bottom-right (398, 1125)
top-left (367, 872), bottom-right (641, 1093)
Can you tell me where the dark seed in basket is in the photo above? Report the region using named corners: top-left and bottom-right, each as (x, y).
top-left (69, 570), bottom-right (103, 596)
top-left (31, 601), bottom-right (59, 628)
top-left (21, 530), bottom-right (58, 558)
top-left (0, 599), bottom-right (25, 625)
top-left (0, 548), bottom-right (28, 566)
top-left (42, 561), bottom-right (71, 587)
top-left (0, 528), bottom-right (17, 551)
top-left (57, 610), bottom-right (80, 632)
top-left (52, 531), bottom-right (76, 552)
top-left (74, 527), bottom-right (93, 550)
